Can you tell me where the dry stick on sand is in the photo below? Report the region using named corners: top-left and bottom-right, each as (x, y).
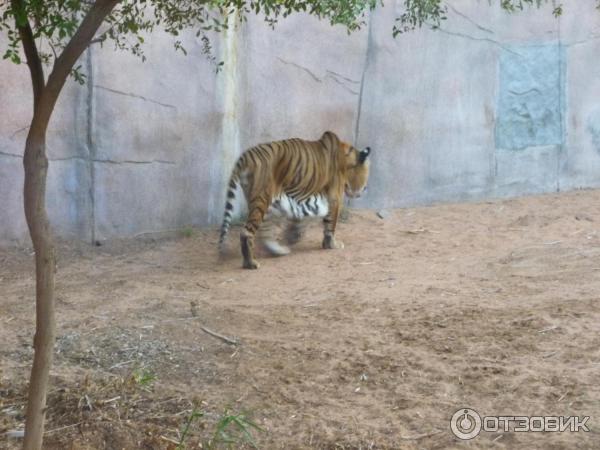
top-left (402, 228), bottom-right (441, 235)
top-left (200, 326), bottom-right (239, 346)
top-left (44, 422), bottom-right (82, 434)
top-left (143, 310), bottom-right (239, 345)
top-left (189, 300), bottom-right (238, 345)
top-left (190, 300), bottom-right (238, 345)
top-left (159, 435), bottom-right (181, 445)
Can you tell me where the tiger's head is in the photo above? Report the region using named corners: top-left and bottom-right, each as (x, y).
top-left (320, 131), bottom-right (371, 198)
top-left (342, 142), bottom-right (371, 198)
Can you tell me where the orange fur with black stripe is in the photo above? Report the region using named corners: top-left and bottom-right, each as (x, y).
top-left (219, 131), bottom-right (371, 269)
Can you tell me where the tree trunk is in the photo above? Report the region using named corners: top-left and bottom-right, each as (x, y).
top-left (13, 2), bottom-right (120, 448)
top-left (22, 128), bottom-right (56, 450)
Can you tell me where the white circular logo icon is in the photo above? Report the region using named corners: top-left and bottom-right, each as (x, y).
top-left (450, 408), bottom-right (482, 440)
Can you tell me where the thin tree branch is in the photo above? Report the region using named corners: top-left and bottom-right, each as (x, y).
top-left (11, 0), bottom-right (45, 110)
top-left (33, 0), bottom-right (121, 136)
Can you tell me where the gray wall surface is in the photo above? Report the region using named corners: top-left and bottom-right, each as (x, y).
top-left (2, 1), bottom-right (600, 243)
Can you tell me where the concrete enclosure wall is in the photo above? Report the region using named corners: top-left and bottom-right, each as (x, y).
top-left (2, 1), bottom-right (600, 242)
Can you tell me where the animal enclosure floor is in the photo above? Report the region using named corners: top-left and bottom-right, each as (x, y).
top-left (2, 189), bottom-right (600, 449)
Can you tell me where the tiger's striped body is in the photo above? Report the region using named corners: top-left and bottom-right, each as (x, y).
top-left (219, 131), bottom-right (371, 269)
top-left (271, 193), bottom-right (330, 219)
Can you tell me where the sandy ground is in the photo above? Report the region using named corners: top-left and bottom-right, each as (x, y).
top-left (1, 189), bottom-right (600, 449)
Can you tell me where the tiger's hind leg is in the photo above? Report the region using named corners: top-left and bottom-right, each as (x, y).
top-left (241, 194), bottom-right (271, 269)
top-left (258, 213), bottom-right (290, 257)
top-left (240, 228), bottom-right (258, 269)
top-left (284, 218), bottom-right (306, 246)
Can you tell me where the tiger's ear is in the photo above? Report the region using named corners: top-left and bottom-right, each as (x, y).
top-left (358, 147), bottom-right (371, 164)
top-left (320, 131), bottom-right (340, 151)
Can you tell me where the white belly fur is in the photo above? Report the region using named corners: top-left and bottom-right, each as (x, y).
top-left (270, 194), bottom-right (329, 219)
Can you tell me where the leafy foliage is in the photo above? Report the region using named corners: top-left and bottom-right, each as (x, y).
top-left (177, 406), bottom-right (204, 449)
top-left (394, 0), bottom-right (447, 37)
top-left (3, 0), bottom-right (595, 80)
top-left (131, 367), bottom-right (157, 391)
top-left (0, 0), bottom-right (380, 74)
top-left (393, 0), bottom-right (600, 36)
top-left (209, 410), bottom-right (264, 449)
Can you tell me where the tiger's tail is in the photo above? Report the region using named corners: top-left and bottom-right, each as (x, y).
top-left (218, 166), bottom-right (242, 253)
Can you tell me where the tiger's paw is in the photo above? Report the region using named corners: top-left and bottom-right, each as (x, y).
top-left (261, 240), bottom-right (291, 257)
top-left (284, 224), bottom-right (304, 246)
top-left (322, 236), bottom-right (344, 250)
top-left (243, 259), bottom-right (260, 269)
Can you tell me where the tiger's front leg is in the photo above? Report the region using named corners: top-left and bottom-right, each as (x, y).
top-left (259, 213), bottom-right (291, 256)
top-left (284, 218), bottom-right (306, 246)
top-left (322, 198), bottom-right (344, 250)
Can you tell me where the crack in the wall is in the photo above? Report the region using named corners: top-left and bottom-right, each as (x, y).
top-left (95, 158), bottom-right (176, 165)
top-left (276, 56), bottom-right (360, 95)
top-left (326, 76), bottom-right (359, 95)
top-left (0, 152), bottom-right (170, 166)
top-left (0, 151), bottom-right (23, 158)
top-left (447, 4), bottom-right (494, 35)
top-left (9, 125), bottom-right (30, 139)
top-left (94, 84), bottom-right (177, 110)
top-left (564, 34), bottom-right (600, 47)
top-left (509, 88), bottom-right (542, 96)
top-left (0, 151), bottom-right (171, 165)
top-left (49, 155), bottom-right (176, 165)
top-left (276, 56), bottom-right (322, 83)
top-left (435, 27), bottom-right (523, 56)
top-left (325, 69), bottom-right (360, 84)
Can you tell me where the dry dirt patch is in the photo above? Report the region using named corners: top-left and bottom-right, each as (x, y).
top-left (2, 189), bottom-right (600, 449)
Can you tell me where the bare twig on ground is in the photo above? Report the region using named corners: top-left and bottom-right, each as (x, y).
top-left (405, 227), bottom-right (440, 234)
top-left (133, 228), bottom-right (182, 238)
top-left (200, 326), bottom-right (238, 346)
top-left (101, 396), bottom-right (121, 404)
top-left (44, 422), bottom-right (82, 434)
top-left (544, 240), bottom-right (562, 245)
top-left (109, 360), bottom-right (135, 369)
top-left (159, 435), bottom-right (181, 445)
top-left (138, 315), bottom-right (239, 345)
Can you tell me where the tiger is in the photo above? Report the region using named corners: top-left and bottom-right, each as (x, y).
top-left (218, 131), bottom-right (371, 269)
